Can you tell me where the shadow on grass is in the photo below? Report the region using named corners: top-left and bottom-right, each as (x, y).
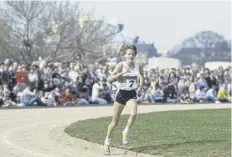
top-left (128, 139), bottom-right (229, 153)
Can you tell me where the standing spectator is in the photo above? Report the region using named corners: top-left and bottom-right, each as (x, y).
top-left (196, 73), bottom-right (208, 89)
top-left (217, 66), bottom-right (224, 85)
top-left (207, 74), bottom-right (218, 89)
top-left (224, 68), bottom-right (231, 81)
top-left (1, 65), bottom-right (9, 84)
top-left (68, 67), bottom-right (79, 84)
top-left (185, 68), bottom-right (191, 75)
top-left (143, 71), bottom-right (149, 80)
top-left (86, 66), bottom-right (97, 79)
top-left (28, 64), bottom-right (41, 89)
top-left (188, 76), bottom-right (196, 99)
top-left (177, 77), bottom-right (186, 96)
top-left (167, 72), bottom-right (179, 100)
top-left (176, 69), bottom-right (183, 77)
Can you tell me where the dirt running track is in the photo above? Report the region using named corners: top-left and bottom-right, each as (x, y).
top-left (0, 104), bottom-right (230, 157)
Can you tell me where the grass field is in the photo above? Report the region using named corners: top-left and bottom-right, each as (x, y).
top-left (65, 109), bottom-right (231, 157)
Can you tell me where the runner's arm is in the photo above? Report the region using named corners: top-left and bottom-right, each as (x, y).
top-left (107, 63), bottom-right (124, 83)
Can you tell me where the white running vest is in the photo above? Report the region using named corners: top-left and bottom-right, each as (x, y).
top-left (116, 61), bottom-right (140, 91)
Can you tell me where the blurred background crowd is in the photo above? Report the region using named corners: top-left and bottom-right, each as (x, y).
top-left (0, 59), bottom-right (231, 108)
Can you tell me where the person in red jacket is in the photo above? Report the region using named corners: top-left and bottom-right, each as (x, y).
top-left (60, 87), bottom-right (76, 106)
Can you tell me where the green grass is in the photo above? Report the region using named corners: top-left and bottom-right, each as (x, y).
top-left (65, 109), bottom-right (231, 157)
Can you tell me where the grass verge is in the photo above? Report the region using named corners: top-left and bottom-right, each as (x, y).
top-left (65, 109), bottom-right (231, 157)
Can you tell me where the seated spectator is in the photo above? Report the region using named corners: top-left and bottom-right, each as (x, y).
top-left (137, 91), bottom-right (147, 103)
top-left (225, 79), bottom-right (231, 95)
top-left (76, 87), bottom-right (89, 105)
top-left (99, 78), bottom-right (113, 103)
top-left (108, 81), bottom-right (118, 101)
top-left (206, 85), bottom-right (220, 103)
top-left (217, 84), bottom-right (231, 103)
top-left (76, 76), bottom-right (85, 91)
top-left (2, 59), bottom-right (232, 107)
top-left (83, 77), bottom-right (94, 98)
top-left (0, 86), bottom-right (3, 106)
top-left (193, 86), bottom-right (207, 102)
top-left (153, 85), bottom-right (164, 102)
top-left (2, 84), bottom-right (10, 102)
top-left (91, 78), bottom-right (107, 105)
top-left (41, 91), bottom-right (56, 106)
top-left (0, 98), bottom-right (3, 107)
top-left (150, 78), bottom-right (156, 94)
top-left (157, 75), bottom-right (169, 102)
top-left (18, 85), bottom-right (47, 107)
top-left (180, 87), bottom-right (191, 104)
top-left (52, 88), bottom-right (62, 105)
top-left (138, 78), bottom-right (150, 103)
top-left (60, 87), bottom-right (76, 106)
top-left (52, 74), bottom-right (62, 88)
top-left (143, 78), bottom-right (150, 91)
top-left (145, 86), bottom-right (155, 103)
top-left (1, 84), bottom-right (17, 107)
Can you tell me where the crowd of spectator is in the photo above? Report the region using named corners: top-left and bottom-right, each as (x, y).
top-left (0, 59), bottom-right (231, 108)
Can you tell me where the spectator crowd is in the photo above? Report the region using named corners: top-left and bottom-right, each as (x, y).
top-left (0, 59), bottom-right (231, 108)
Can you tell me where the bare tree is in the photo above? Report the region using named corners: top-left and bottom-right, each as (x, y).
top-left (0, 1), bottom-right (51, 65)
top-left (51, 11), bottom-right (123, 63)
top-left (37, 1), bottom-right (80, 62)
top-left (0, 17), bottom-right (12, 59)
top-left (73, 14), bottom-right (123, 63)
top-left (0, 1), bottom-right (122, 66)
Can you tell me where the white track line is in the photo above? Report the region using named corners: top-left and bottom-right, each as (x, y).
top-left (2, 116), bottom-right (79, 157)
top-left (2, 121), bottom-right (56, 157)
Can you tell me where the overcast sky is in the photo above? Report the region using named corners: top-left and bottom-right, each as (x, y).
top-left (80, 1), bottom-right (231, 53)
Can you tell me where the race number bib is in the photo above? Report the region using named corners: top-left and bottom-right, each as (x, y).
top-left (125, 78), bottom-right (138, 89)
top-left (117, 75), bottom-right (139, 90)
